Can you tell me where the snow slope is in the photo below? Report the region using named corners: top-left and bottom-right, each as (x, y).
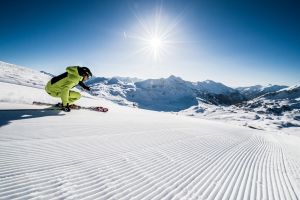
top-left (0, 61), bottom-right (51, 88)
top-left (0, 62), bottom-right (300, 199)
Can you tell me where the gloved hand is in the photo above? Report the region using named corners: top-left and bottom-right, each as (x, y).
top-left (85, 86), bottom-right (91, 91)
top-left (62, 104), bottom-right (71, 112)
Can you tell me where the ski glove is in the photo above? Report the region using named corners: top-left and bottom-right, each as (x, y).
top-left (79, 81), bottom-right (90, 91)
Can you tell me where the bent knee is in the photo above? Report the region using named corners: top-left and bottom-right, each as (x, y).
top-left (75, 92), bottom-right (81, 99)
top-left (70, 91), bottom-right (81, 99)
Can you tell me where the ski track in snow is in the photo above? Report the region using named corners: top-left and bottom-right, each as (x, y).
top-left (0, 115), bottom-right (300, 200)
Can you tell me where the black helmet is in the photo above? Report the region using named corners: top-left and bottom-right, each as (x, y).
top-left (78, 67), bottom-right (92, 78)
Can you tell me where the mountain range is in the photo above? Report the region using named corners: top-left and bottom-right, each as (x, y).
top-left (86, 74), bottom-right (292, 112)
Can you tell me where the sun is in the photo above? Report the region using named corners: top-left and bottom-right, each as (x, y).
top-left (149, 37), bottom-right (163, 49)
top-left (124, 5), bottom-right (184, 62)
top-left (147, 37), bottom-right (165, 60)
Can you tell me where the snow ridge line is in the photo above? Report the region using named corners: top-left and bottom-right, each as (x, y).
top-left (0, 129), bottom-right (299, 199)
top-left (0, 130), bottom-right (193, 178)
top-left (277, 141), bottom-right (300, 198)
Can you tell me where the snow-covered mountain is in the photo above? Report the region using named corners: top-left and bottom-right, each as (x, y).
top-left (196, 80), bottom-right (236, 94)
top-left (240, 84), bottom-right (300, 116)
top-left (182, 83), bottom-right (300, 131)
top-left (88, 75), bottom-right (247, 111)
top-left (236, 84), bottom-right (288, 99)
top-left (126, 76), bottom-right (197, 111)
top-left (263, 84), bottom-right (300, 100)
top-left (112, 76), bottom-right (142, 83)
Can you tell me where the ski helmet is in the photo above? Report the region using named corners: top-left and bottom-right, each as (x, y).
top-left (78, 67), bottom-right (92, 78)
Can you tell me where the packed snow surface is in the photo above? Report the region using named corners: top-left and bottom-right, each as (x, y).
top-left (0, 61), bottom-right (51, 88)
top-left (0, 61), bottom-right (300, 199)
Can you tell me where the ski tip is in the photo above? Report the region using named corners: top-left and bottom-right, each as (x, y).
top-left (93, 107), bottom-right (109, 112)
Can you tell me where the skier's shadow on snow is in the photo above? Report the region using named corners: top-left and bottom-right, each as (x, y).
top-left (0, 108), bottom-right (65, 127)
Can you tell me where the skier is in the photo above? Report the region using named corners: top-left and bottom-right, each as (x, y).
top-left (45, 66), bottom-right (92, 112)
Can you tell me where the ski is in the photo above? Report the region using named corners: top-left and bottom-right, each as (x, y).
top-left (32, 101), bottom-right (109, 112)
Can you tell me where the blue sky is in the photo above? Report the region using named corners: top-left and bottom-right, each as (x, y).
top-left (0, 0), bottom-right (299, 87)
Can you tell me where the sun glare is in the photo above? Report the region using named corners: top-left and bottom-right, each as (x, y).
top-left (149, 37), bottom-right (163, 49)
top-left (125, 4), bottom-right (184, 61)
top-left (147, 37), bottom-right (164, 60)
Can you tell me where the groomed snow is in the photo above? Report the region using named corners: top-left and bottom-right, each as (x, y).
top-left (1, 82), bottom-right (300, 199)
